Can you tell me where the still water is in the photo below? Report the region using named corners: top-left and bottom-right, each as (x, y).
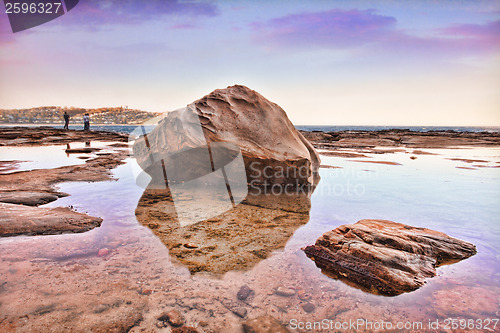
top-left (0, 144), bottom-right (499, 332)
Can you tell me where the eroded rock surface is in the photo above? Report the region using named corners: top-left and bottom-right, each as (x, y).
top-left (0, 127), bottom-right (131, 237)
top-left (133, 85), bottom-right (320, 187)
top-left (0, 126), bottom-right (127, 146)
top-left (303, 219), bottom-right (477, 295)
top-left (301, 129), bottom-right (500, 150)
top-left (0, 202), bottom-right (102, 236)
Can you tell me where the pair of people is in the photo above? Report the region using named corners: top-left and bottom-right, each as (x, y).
top-left (83, 113), bottom-right (90, 131)
top-left (62, 112), bottom-right (91, 131)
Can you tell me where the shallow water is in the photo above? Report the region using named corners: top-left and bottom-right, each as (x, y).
top-left (0, 145), bottom-right (499, 332)
top-left (0, 141), bottom-right (124, 174)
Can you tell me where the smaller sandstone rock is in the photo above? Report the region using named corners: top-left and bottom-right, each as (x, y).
top-left (160, 309), bottom-right (185, 327)
top-left (93, 304), bottom-right (109, 314)
top-left (302, 303), bottom-right (315, 313)
top-left (172, 327), bottom-right (199, 333)
top-left (232, 306), bottom-right (247, 318)
top-left (275, 287), bottom-right (295, 297)
top-left (297, 290), bottom-right (311, 301)
top-left (303, 219), bottom-right (477, 295)
top-left (242, 315), bottom-right (289, 333)
top-left (97, 248), bottom-right (110, 257)
top-left (183, 243), bottom-right (199, 249)
top-left (139, 289), bottom-right (152, 295)
top-left (237, 285), bottom-right (253, 300)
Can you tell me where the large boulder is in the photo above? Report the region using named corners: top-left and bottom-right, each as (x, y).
top-left (303, 219), bottom-right (477, 296)
top-left (133, 85), bottom-right (320, 188)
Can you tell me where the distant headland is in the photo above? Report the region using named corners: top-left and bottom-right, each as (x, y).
top-left (0, 106), bottom-right (162, 125)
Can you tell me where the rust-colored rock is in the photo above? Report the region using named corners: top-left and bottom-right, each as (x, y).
top-left (303, 219), bottom-right (476, 296)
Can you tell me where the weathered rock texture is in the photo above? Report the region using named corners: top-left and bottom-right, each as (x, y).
top-left (303, 219), bottom-right (477, 296)
top-left (135, 186), bottom-right (311, 275)
top-left (301, 129), bottom-right (500, 150)
top-left (0, 126), bottom-right (128, 146)
top-left (133, 85), bottom-right (320, 187)
top-left (0, 202), bottom-right (102, 236)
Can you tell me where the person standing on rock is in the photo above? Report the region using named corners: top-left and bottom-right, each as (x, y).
top-left (63, 112), bottom-right (70, 130)
top-left (83, 113), bottom-right (90, 131)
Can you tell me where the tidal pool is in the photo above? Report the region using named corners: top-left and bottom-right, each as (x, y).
top-left (0, 141), bottom-right (125, 174)
top-left (0, 146), bottom-right (498, 332)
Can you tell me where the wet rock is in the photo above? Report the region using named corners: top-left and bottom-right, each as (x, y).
top-left (432, 286), bottom-right (498, 317)
top-left (139, 289), bottom-right (152, 296)
top-left (300, 128), bottom-right (500, 150)
top-left (242, 315), bottom-right (289, 333)
top-left (297, 289), bottom-right (311, 301)
top-left (302, 303), bottom-right (315, 313)
top-left (274, 287), bottom-right (295, 297)
top-left (237, 285), bottom-right (253, 301)
top-left (172, 327), bottom-right (199, 333)
top-left (97, 248), bottom-right (109, 257)
top-left (65, 147), bottom-right (100, 153)
top-left (0, 126), bottom-right (128, 146)
top-left (303, 219), bottom-right (477, 296)
top-left (159, 309), bottom-right (185, 327)
top-left (232, 306), bottom-right (247, 318)
top-left (0, 191), bottom-right (60, 206)
top-left (0, 202), bottom-right (102, 237)
top-left (93, 304), bottom-right (109, 314)
top-left (183, 243), bottom-right (199, 249)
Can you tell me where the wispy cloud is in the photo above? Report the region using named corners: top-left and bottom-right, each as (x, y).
top-left (252, 8), bottom-right (500, 58)
top-left (62, 0), bottom-right (218, 26)
top-left (252, 9), bottom-right (396, 48)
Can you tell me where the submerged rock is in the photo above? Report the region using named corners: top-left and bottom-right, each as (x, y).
top-left (237, 285), bottom-right (253, 301)
top-left (242, 315), bottom-right (289, 333)
top-left (303, 219), bottom-right (477, 296)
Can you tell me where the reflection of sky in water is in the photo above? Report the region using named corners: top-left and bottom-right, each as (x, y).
top-left (44, 158), bottom-right (145, 229)
top-left (0, 142), bottom-right (125, 173)
top-left (287, 147), bottom-right (500, 303)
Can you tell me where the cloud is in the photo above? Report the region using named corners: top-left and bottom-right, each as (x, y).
top-left (437, 20), bottom-right (500, 53)
top-left (252, 9), bottom-right (500, 58)
top-left (252, 9), bottom-right (397, 48)
top-left (65, 0), bottom-right (218, 26)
